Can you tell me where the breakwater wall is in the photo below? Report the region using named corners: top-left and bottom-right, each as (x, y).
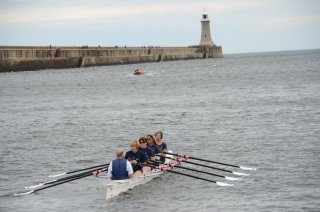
top-left (0, 46), bottom-right (223, 72)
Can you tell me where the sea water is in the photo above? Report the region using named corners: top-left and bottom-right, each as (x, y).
top-left (0, 49), bottom-right (320, 211)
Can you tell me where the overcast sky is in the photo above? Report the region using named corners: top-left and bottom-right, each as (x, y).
top-left (1, 0), bottom-right (319, 53)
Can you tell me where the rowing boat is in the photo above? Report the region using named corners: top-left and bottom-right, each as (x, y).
top-left (106, 151), bottom-right (173, 199)
top-left (16, 150), bottom-right (253, 197)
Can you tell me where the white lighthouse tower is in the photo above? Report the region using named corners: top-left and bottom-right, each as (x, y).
top-left (199, 10), bottom-right (214, 47)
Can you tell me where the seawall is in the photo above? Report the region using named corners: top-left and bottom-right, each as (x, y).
top-left (0, 46), bottom-right (223, 72)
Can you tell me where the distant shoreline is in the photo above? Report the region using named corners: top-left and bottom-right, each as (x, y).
top-left (225, 48), bottom-right (320, 56)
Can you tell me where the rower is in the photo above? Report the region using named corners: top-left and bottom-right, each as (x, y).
top-left (107, 148), bottom-right (133, 180)
top-left (125, 140), bottom-right (147, 177)
top-left (146, 134), bottom-right (160, 154)
top-left (139, 137), bottom-right (155, 160)
top-left (155, 131), bottom-right (168, 162)
top-left (138, 137), bottom-right (155, 173)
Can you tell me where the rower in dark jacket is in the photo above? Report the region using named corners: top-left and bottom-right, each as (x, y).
top-left (146, 134), bottom-right (160, 154)
top-left (155, 131), bottom-right (168, 162)
top-left (138, 137), bottom-right (155, 173)
top-left (125, 140), bottom-right (147, 177)
top-left (139, 137), bottom-right (155, 160)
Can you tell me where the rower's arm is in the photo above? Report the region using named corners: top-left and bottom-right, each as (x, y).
top-left (107, 162), bottom-right (113, 178)
top-left (127, 160), bottom-right (134, 179)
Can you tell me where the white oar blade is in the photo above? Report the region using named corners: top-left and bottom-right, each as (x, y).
top-left (25, 179), bottom-right (57, 189)
top-left (232, 171), bottom-right (250, 176)
top-left (48, 172), bottom-right (66, 178)
top-left (25, 183), bottom-right (44, 189)
top-left (240, 166), bottom-right (257, 171)
top-left (225, 176), bottom-right (242, 181)
top-left (216, 182), bottom-right (233, 187)
top-left (14, 190), bottom-right (34, 196)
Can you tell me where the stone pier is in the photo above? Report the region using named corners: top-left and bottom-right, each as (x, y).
top-left (0, 46), bottom-right (223, 72)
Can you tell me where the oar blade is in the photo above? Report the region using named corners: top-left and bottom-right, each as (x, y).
top-left (240, 166), bottom-right (257, 171)
top-left (48, 172), bottom-right (66, 178)
top-left (225, 176), bottom-right (242, 181)
top-left (25, 178), bottom-right (58, 189)
top-left (25, 183), bottom-right (44, 189)
top-left (216, 182), bottom-right (233, 187)
top-left (232, 171), bottom-right (250, 176)
top-left (14, 190), bottom-right (34, 196)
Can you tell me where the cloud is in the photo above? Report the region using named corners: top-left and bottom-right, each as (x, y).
top-left (0, 1), bottom-right (262, 25)
top-left (265, 15), bottom-right (320, 28)
top-left (1, 0), bottom-right (319, 52)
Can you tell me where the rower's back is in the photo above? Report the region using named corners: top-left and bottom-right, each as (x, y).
top-left (107, 148), bottom-right (133, 180)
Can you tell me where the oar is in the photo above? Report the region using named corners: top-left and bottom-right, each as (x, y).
top-left (48, 163), bottom-right (110, 177)
top-left (142, 163), bottom-right (233, 187)
top-left (15, 168), bottom-right (107, 196)
top-left (164, 152), bottom-right (257, 171)
top-left (16, 173), bottom-right (92, 196)
top-left (26, 166), bottom-right (109, 189)
top-left (157, 155), bottom-right (249, 176)
top-left (152, 160), bottom-right (241, 181)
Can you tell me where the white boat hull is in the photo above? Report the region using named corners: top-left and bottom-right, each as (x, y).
top-left (106, 151), bottom-right (172, 199)
top-left (106, 168), bottom-right (164, 199)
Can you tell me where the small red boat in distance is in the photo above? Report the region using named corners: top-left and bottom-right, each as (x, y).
top-left (133, 69), bottom-right (144, 75)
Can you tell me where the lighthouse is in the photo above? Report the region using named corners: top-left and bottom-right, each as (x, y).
top-left (199, 10), bottom-right (214, 47)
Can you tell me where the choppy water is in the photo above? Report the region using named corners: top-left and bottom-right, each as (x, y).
top-left (1, 49), bottom-right (320, 212)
